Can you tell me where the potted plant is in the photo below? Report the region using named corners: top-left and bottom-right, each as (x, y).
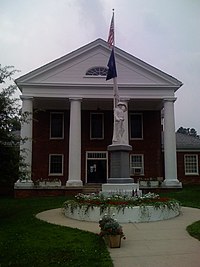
top-left (99, 214), bottom-right (125, 248)
top-left (149, 178), bottom-right (159, 187)
top-left (139, 178), bottom-right (149, 187)
top-left (39, 178), bottom-right (61, 187)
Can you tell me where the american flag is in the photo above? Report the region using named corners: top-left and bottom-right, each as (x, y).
top-left (107, 13), bottom-right (114, 48)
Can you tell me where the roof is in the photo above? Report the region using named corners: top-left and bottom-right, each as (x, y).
top-left (15, 38), bottom-right (183, 90)
top-left (176, 132), bottom-right (200, 151)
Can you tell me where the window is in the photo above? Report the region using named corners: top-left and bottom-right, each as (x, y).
top-left (90, 113), bottom-right (104, 139)
top-left (184, 154), bottom-right (199, 175)
top-left (50, 112), bottom-right (64, 139)
top-left (130, 154), bottom-right (144, 175)
top-left (86, 67), bottom-right (107, 76)
top-left (130, 113), bottom-right (143, 139)
top-left (87, 152), bottom-right (107, 159)
top-left (49, 154), bottom-right (63, 175)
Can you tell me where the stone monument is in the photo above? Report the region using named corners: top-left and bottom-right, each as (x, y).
top-left (102, 100), bottom-right (139, 195)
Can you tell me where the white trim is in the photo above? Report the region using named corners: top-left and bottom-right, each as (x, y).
top-left (85, 66), bottom-right (107, 76)
top-left (85, 151), bottom-right (108, 183)
top-left (83, 76), bottom-right (106, 79)
top-left (130, 154), bottom-right (144, 176)
top-left (177, 149), bottom-right (200, 152)
top-left (184, 154), bottom-right (199, 175)
top-left (15, 39), bottom-right (182, 89)
top-left (86, 151), bottom-right (108, 159)
top-left (49, 154), bottom-right (64, 176)
top-left (20, 87), bottom-right (176, 101)
top-left (50, 112), bottom-right (64, 139)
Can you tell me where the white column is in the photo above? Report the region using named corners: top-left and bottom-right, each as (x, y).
top-left (16, 96), bottom-right (33, 185)
top-left (162, 98), bottom-right (182, 187)
top-left (66, 98), bottom-right (83, 186)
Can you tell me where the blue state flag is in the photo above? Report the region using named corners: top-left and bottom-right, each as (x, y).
top-left (106, 49), bottom-right (117, 80)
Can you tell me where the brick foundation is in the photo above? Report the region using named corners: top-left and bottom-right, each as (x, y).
top-left (14, 188), bottom-right (83, 198)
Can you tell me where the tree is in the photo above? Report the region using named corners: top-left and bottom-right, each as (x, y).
top-left (0, 65), bottom-right (22, 186)
top-left (177, 127), bottom-right (199, 138)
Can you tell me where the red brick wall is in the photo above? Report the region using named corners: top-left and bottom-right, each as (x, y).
top-left (32, 109), bottom-right (163, 184)
top-left (28, 108), bottom-right (200, 186)
top-left (14, 188), bottom-right (83, 198)
top-left (177, 152), bottom-right (200, 184)
top-left (129, 111), bottom-right (163, 179)
top-left (32, 110), bottom-right (69, 185)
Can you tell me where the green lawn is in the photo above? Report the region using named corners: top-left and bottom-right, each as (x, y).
top-left (160, 185), bottom-right (200, 241)
top-left (160, 185), bottom-right (200, 209)
top-left (0, 196), bottom-right (113, 267)
top-left (1, 185), bottom-right (200, 267)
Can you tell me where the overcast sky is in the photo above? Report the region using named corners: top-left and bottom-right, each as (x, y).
top-left (1, 0), bottom-right (200, 133)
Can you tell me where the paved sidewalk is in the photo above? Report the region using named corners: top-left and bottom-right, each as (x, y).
top-left (36, 207), bottom-right (200, 267)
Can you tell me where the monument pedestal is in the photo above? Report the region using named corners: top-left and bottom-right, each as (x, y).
top-left (102, 183), bottom-right (140, 196)
top-left (102, 144), bottom-right (140, 195)
top-left (107, 144), bottom-right (133, 183)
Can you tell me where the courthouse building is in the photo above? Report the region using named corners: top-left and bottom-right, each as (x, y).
top-left (15, 38), bottom-right (200, 193)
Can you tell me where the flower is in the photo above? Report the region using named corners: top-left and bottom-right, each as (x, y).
top-left (99, 214), bottom-right (125, 239)
top-left (63, 192), bottom-right (180, 216)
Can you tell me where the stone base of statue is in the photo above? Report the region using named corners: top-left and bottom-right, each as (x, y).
top-left (102, 144), bottom-right (140, 196)
top-left (107, 144), bottom-right (133, 183)
top-left (101, 183), bottom-right (140, 196)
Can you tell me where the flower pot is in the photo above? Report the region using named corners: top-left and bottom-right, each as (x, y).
top-left (139, 181), bottom-right (148, 187)
top-left (150, 181), bottom-right (159, 187)
top-left (108, 235), bottom-right (121, 248)
top-left (39, 181), bottom-right (61, 187)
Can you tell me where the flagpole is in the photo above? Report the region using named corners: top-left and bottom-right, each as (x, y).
top-left (112, 9), bottom-right (119, 109)
top-left (107, 9), bottom-right (121, 144)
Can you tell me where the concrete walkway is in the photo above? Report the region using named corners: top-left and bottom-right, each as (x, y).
top-left (36, 207), bottom-right (200, 267)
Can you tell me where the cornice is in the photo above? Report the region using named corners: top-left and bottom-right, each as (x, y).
top-left (17, 82), bottom-right (180, 89)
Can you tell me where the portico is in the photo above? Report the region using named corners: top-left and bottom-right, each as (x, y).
top-left (14, 38), bottom-right (183, 190)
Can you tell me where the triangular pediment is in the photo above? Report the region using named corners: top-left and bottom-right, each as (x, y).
top-left (16, 38), bottom-right (182, 90)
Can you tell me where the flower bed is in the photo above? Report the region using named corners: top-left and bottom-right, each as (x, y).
top-left (63, 193), bottom-right (181, 223)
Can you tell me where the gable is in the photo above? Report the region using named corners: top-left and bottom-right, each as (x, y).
top-left (15, 38), bottom-right (182, 90)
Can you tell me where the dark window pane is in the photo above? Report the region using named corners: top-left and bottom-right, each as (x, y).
top-left (50, 113), bottom-right (63, 138)
top-left (91, 113), bottom-right (103, 139)
top-left (50, 155), bottom-right (63, 174)
top-left (130, 114), bottom-right (142, 139)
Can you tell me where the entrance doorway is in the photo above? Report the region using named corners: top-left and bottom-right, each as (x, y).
top-left (86, 152), bottom-right (108, 183)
